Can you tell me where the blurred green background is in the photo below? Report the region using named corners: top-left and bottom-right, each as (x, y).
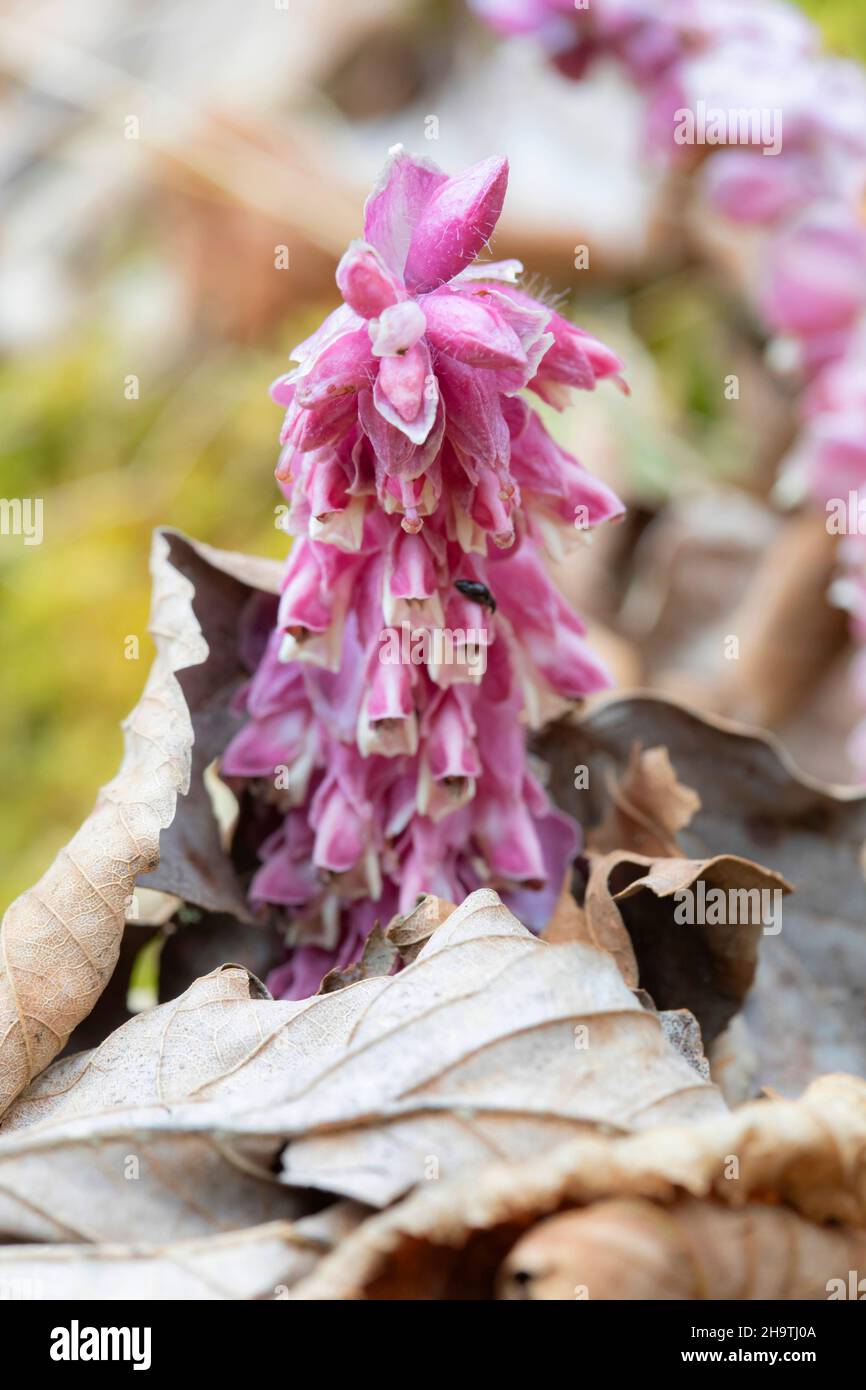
top-left (0, 0), bottom-right (863, 911)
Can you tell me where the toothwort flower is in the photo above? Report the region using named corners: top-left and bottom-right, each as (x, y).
top-left (221, 148), bottom-right (625, 997)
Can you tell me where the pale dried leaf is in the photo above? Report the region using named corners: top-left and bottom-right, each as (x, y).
top-left (291, 1073), bottom-right (866, 1298)
top-left (229, 889), bottom-right (725, 1206)
top-left (0, 1121), bottom-right (296, 1244)
top-left (0, 891), bottom-right (723, 1233)
top-left (0, 964), bottom-right (365, 1241)
top-left (0, 1206), bottom-right (366, 1301)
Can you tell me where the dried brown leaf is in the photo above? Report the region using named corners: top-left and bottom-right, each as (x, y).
top-left (384, 893), bottom-right (457, 962)
top-left (497, 1196), bottom-right (866, 1300)
top-left (319, 924), bottom-right (398, 992)
top-left (718, 511), bottom-right (847, 731)
top-left (1, 890), bottom-right (723, 1233)
top-left (538, 695), bottom-right (866, 1092)
top-left (584, 851), bottom-right (789, 1046)
top-left (541, 873), bottom-right (589, 945)
top-left (592, 743), bottom-right (701, 857)
top-left (137, 529), bottom-right (282, 921)
top-left (291, 1073), bottom-right (866, 1298)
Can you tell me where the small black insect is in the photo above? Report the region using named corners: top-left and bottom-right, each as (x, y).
top-left (455, 578), bottom-right (496, 614)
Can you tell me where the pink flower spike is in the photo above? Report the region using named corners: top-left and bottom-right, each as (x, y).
top-left (402, 156), bottom-right (510, 294)
top-left (230, 146), bottom-right (632, 991)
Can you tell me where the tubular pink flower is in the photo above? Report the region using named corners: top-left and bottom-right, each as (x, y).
top-left (222, 148), bottom-right (624, 996)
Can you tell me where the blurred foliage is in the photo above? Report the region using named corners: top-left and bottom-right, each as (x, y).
top-left (0, 301), bottom-right (328, 909)
top-left (795, 0), bottom-right (866, 57)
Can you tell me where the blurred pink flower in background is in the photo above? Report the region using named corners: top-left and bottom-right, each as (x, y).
top-left (473, 0), bottom-right (866, 775)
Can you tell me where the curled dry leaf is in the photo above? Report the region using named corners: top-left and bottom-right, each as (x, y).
top-left (0, 528), bottom-right (288, 1100)
top-left (0, 891), bottom-right (723, 1240)
top-left (319, 924), bottom-right (398, 992)
top-left (383, 892), bottom-right (457, 962)
top-left (592, 743), bottom-right (701, 858)
top-left (497, 1197), bottom-right (866, 1301)
top-left (550, 743), bottom-right (787, 1053)
top-left (0, 530), bottom-right (202, 1121)
top-left (583, 851), bottom-right (789, 1046)
top-left (537, 695), bottom-right (866, 1094)
top-left (290, 1073), bottom-right (866, 1299)
top-left (136, 529), bottom-right (282, 921)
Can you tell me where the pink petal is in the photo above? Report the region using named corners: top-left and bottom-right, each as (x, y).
top-left (336, 240), bottom-right (401, 318)
top-left (503, 806), bottom-right (579, 932)
top-left (294, 327), bottom-right (374, 410)
top-left (421, 290), bottom-right (527, 369)
top-left (403, 156), bottom-right (509, 294)
top-left (220, 710), bottom-right (306, 779)
top-left (277, 541), bottom-right (334, 634)
top-left (313, 783), bottom-right (366, 873)
top-left (437, 354), bottom-right (510, 471)
top-left (389, 529), bottom-right (437, 599)
top-left (475, 793), bottom-right (547, 884)
top-left (424, 689), bottom-right (481, 781)
top-left (762, 218), bottom-right (866, 337)
top-left (363, 147), bottom-right (447, 277)
top-left (280, 393), bottom-right (358, 452)
top-left (703, 149), bottom-right (812, 225)
top-left (511, 414), bottom-right (625, 526)
top-left (280, 303), bottom-right (360, 383)
top-left (369, 300), bottom-right (427, 357)
top-left (366, 654), bottom-right (414, 723)
top-left (373, 340), bottom-right (439, 443)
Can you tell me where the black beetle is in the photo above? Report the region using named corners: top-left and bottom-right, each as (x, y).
top-left (455, 578), bottom-right (496, 614)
